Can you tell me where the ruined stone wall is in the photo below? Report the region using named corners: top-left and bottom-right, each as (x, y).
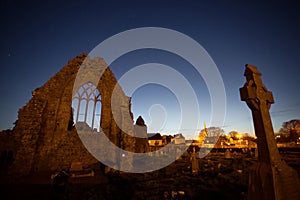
top-left (0, 129), bottom-right (16, 171)
top-left (8, 54), bottom-right (148, 176)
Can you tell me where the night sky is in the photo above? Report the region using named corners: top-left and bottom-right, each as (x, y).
top-left (1, 0), bottom-right (300, 138)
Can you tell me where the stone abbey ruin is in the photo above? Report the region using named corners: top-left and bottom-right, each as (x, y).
top-left (0, 54), bottom-right (148, 176)
top-left (1, 54), bottom-right (300, 200)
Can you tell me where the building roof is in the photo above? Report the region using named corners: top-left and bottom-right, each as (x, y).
top-left (174, 133), bottom-right (185, 139)
top-left (147, 133), bottom-right (162, 140)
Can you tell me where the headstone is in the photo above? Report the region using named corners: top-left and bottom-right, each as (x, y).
top-left (190, 147), bottom-right (199, 174)
top-left (233, 151), bottom-right (237, 157)
top-left (240, 64), bottom-right (300, 200)
top-left (70, 161), bottom-right (83, 171)
top-left (224, 149), bottom-right (231, 159)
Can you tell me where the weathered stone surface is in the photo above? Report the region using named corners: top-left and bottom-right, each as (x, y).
top-left (133, 116), bottom-right (149, 153)
top-left (136, 116), bottom-right (146, 126)
top-left (1, 54), bottom-right (147, 177)
top-left (240, 64), bottom-right (300, 200)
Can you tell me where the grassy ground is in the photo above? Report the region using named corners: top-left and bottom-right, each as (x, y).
top-left (1, 151), bottom-right (299, 200)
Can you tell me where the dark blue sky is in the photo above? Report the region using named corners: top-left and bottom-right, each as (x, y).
top-left (1, 0), bottom-right (300, 138)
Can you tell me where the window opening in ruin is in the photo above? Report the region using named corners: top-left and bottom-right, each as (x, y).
top-left (72, 82), bottom-right (101, 131)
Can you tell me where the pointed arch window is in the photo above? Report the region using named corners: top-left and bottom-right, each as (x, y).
top-left (72, 82), bottom-right (101, 131)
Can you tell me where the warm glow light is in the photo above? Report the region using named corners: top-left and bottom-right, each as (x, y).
top-left (236, 133), bottom-right (242, 139)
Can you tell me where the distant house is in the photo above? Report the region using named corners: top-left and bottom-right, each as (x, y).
top-left (147, 133), bottom-right (163, 146)
top-left (162, 135), bottom-right (173, 145)
top-left (171, 133), bottom-right (185, 145)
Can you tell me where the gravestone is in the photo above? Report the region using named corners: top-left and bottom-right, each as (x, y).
top-left (190, 147), bottom-right (199, 174)
top-left (224, 149), bottom-right (231, 159)
top-left (240, 64), bottom-right (300, 200)
top-left (70, 162), bottom-right (83, 171)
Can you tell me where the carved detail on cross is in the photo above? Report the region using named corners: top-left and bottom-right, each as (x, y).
top-left (240, 64), bottom-right (280, 163)
top-left (240, 64), bottom-right (274, 111)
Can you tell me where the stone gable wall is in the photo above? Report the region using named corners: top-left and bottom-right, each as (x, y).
top-left (7, 54), bottom-right (148, 176)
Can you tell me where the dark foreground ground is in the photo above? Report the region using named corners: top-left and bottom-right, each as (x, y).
top-left (1, 151), bottom-right (300, 200)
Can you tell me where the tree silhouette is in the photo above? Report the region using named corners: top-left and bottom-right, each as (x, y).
top-left (198, 127), bottom-right (224, 144)
top-left (279, 119), bottom-right (300, 143)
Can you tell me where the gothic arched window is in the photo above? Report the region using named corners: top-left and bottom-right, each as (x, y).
top-left (72, 82), bottom-right (101, 131)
